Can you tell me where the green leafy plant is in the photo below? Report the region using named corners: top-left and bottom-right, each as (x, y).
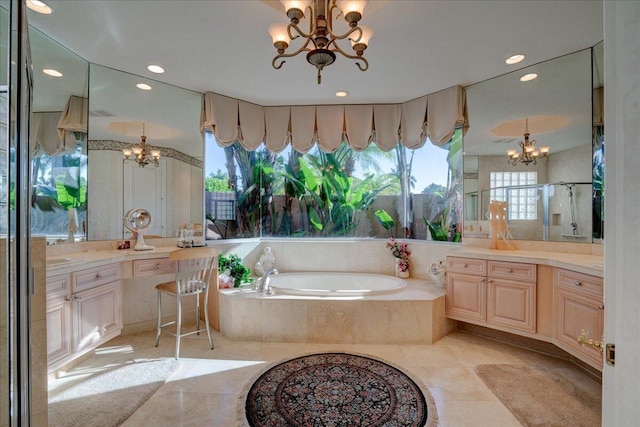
top-left (423, 211), bottom-right (461, 242)
top-left (374, 209), bottom-right (395, 237)
top-left (218, 254), bottom-right (253, 287)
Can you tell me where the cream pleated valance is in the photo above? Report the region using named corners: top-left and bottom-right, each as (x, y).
top-left (31, 95), bottom-right (88, 157)
top-left (200, 85), bottom-right (468, 153)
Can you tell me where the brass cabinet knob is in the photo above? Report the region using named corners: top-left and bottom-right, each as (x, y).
top-left (574, 281), bottom-right (582, 286)
top-left (598, 304), bottom-right (605, 310)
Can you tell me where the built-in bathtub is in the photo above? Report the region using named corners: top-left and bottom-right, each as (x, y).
top-left (218, 273), bottom-right (453, 345)
top-left (268, 272), bottom-right (407, 297)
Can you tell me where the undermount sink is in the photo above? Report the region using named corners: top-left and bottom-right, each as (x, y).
top-left (47, 257), bottom-right (80, 266)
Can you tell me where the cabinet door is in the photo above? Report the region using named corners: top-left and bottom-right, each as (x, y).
top-left (46, 298), bottom-right (73, 364)
top-left (487, 278), bottom-right (536, 333)
top-left (446, 273), bottom-right (486, 322)
top-left (73, 281), bottom-right (122, 353)
top-left (556, 287), bottom-right (604, 367)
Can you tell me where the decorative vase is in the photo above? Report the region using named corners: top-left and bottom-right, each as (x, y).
top-left (429, 271), bottom-right (446, 288)
top-left (395, 259), bottom-right (409, 278)
top-left (259, 247), bottom-right (275, 271)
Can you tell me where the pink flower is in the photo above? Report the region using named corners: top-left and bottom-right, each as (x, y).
top-left (386, 237), bottom-right (411, 271)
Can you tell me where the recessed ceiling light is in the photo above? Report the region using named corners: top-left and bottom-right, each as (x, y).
top-left (26, 0), bottom-right (52, 14)
top-left (43, 68), bottom-right (62, 77)
top-left (506, 54), bottom-right (525, 65)
top-left (147, 65), bottom-right (165, 74)
top-left (136, 83), bottom-right (152, 91)
top-left (520, 73), bottom-right (538, 82)
top-left (335, 90), bottom-right (349, 97)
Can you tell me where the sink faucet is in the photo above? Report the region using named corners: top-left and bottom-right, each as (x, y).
top-left (257, 268), bottom-right (279, 295)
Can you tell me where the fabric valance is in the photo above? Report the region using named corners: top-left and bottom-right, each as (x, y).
top-left (200, 85), bottom-right (468, 153)
top-left (32, 95), bottom-right (88, 157)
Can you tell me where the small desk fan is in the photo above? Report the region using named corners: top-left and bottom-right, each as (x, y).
top-left (123, 208), bottom-right (155, 251)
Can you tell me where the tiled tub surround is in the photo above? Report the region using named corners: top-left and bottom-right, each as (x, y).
top-left (220, 279), bottom-right (451, 344)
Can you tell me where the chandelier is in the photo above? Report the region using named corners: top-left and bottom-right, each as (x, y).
top-left (507, 119), bottom-right (550, 166)
top-left (268, 0), bottom-right (373, 84)
top-left (122, 123), bottom-right (161, 167)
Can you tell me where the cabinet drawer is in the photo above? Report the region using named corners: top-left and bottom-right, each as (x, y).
top-left (133, 258), bottom-right (175, 277)
top-left (47, 273), bottom-right (71, 301)
top-left (488, 261), bottom-right (536, 282)
top-left (556, 268), bottom-right (603, 297)
top-left (447, 257), bottom-right (486, 275)
top-left (72, 263), bottom-right (121, 293)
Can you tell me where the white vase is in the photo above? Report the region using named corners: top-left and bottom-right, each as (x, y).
top-left (395, 259), bottom-right (409, 278)
top-left (429, 272), bottom-right (446, 288)
top-left (260, 247), bottom-right (275, 271)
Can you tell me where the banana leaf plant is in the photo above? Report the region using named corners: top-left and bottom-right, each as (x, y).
top-left (374, 209), bottom-right (395, 237)
top-left (280, 152), bottom-right (389, 236)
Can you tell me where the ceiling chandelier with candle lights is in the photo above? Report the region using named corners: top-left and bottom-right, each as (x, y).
top-left (122, 123), bottom-right (161, 167)
top-left (268, 0), bottom-right (373, 84)
top-left (507, 118), bottom-right (550, 166)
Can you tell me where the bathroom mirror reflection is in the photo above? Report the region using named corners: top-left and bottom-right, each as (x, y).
top-left (463, 48), bottom-right (594, 242)
top-left (29, 25), bottom-right (89, 240)
top-left (29, 18), bottom-right (205, 242)
top-left (87, 64), bottom-right (204, 240)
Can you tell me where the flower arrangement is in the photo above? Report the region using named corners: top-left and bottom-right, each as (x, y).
top-left (386, 237), bottom-right (411, 273)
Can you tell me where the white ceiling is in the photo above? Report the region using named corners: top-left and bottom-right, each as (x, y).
top-left (25, 1), bottom-right (603, 159)
top-left (28, 0), bottom-right (603, 106)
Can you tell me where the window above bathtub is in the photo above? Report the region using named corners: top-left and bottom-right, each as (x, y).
top-left (204, 128), bottom-right (463, 241)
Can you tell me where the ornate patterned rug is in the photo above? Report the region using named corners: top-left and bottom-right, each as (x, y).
top-left (243, 352), bottom-right (437, 426)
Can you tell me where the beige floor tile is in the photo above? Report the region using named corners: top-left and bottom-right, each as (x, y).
top-left (48, 328), bottom-right (599, 427)
top-left (400, 342), bottom-right (465, 367)
top-left (121, 390), bottom-right (239, 427)
top-left (413, 367), bottom-right (497, 402)
top-left (434, 400), bottom-right (523, 427)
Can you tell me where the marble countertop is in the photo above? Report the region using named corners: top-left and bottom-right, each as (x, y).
top-left (46, 246), bottom-right (181, 277)
top-left (448, 247), bottom-right (603, 277)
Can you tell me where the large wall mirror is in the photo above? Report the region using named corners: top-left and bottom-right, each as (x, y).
top-left (463, 47), bottom-right (598, 242)
top-left (30, 25), bottom-right (89, 239)
top-left (29, 24), bottom-right (204, 242)
top-left (87, 64), bottom-right (203, 240)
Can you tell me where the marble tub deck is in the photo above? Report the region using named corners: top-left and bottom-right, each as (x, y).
top-left (219, 279), bottom-right (453, 344)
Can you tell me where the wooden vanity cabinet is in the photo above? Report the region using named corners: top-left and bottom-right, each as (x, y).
top-left (446, 257), bottom-right (537, 334)
top-left (486, 261), bottom-right (536, 333)
top-left (46, 263), bottom-right (122, 371)
top-left (554, 268), bottom-right (604, 369)
top-left (46, 274), bottom-right (73, 365)
top-left (446, 257), bottom-right (487, 321)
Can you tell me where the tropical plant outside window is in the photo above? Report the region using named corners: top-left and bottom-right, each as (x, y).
top-left (31, 141), bottom-right (88, 238)
top-left (204, 128), bottom-right (463, 241)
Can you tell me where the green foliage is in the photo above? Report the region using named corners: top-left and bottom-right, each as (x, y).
top-left (218, 254), bottom-right (253, 287)
top-left (54, 174), bottom-right (86, 210)
top-left (374, 209), bottom-right (395, 236)
top-left (422, 183), bottom-right (446, 196)
top-left (280, 149), bottom-right (390, 236)
top-left (423, 211), bottom-right (461, 242)
top-left (205, 170), bottom-right (231, 193)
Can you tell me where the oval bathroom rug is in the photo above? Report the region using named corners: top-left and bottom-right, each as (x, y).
top-left (244, 352), bottom-right (436, 427)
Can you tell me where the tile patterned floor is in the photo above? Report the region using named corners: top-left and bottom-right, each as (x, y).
top-left (48, 329), bottom-right (601, 426)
